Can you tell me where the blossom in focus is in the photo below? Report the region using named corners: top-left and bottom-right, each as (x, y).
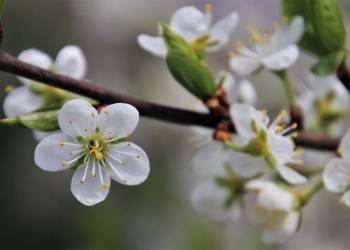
top-left (138, 5), bottom-right (239, 58)
top-left (229, 17), bottom-right (304, 77)
top-left (228, 104), bottom-right (307, 185)
top-left (246, 179), bottom-right (300, 244)
top-left (323, 131), bottom-right (350, 207)
top-left (34, 99), bottom-right (150, 206)
top-left (297, 73), bottom-right (350, 136)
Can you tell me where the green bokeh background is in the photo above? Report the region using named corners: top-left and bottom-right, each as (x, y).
top-left (0, 1), bottom-right (350, 249)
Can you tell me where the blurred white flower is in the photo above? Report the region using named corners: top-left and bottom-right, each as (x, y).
top-left (34, 99), bottom-right (150, 206)
top-left (228, 104), bottom-right (307, 185)
top-left (138, 5), bottom-right (238, 58)
top-left (229, 17), bottom-right (304, 77)
top-left (3, 45), bottom-right (87, 140)
top-left (191, 141), bottom-right (243, 221)
top-left (246, 179), bottom-right (300, 244)
top-left (323, 131), bottom-right (350, 207)
top-left (297, 73), bottom-right (350, 136)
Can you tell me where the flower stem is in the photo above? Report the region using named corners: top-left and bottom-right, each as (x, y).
top-left (275, 70), bottom-right (297, 108)
top-left (294, 176), bottom-right (324, 207)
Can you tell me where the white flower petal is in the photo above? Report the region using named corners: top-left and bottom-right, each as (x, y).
top-left (34, 133), bottom-right (83, 172)
top-left (256, 183), bottom-right (294, 211)
top-left (32, 130), bottom-right (60, 141)
top-left (17, 49), bottom-right (53, 85)
top-left (237, 79), bottom-right (257, 105)
top-left (288, 16), bottom-right (304, 43)
top-left (192, 141), bottom-right (227, 177)
top-left (262, 211), bottom-right (299, 244)
top-left (170, 6), bottom-right (209, 41)
top-left (229, 54), bottom-right (261, 77)
top-left (340, 131), bottom-right (350, 162)
top-left (137, 35), bottom-right (167, 58)
top-left (3, 86), bottom-right (43, 117)
top-left (245, 179), bottom-right (275, 191)
top-left (267, 131), bottom-right (294, 165)
top-left (276, 164), bottom-right (307, 185)
top-left (191, 181), bottom-right (240, 221)
top-left (221, 73), bottom-right (236, 103)
top-left (230, 103), bottom-right (268, 139)
top-left (106, 142), bottom-right (150, 186)
top-left (58, 99), bottom-right (98, 138)
top-left (341, 190), bottom-right (350, 208)
top-left (228, 152), bottom-right (268, 178)
top-left (208, 13), bottom-right (239, 51)
top-left (55, 45), bottom-right (87, 79)
top-left (323, 158), bottom-right (350, 193)
top-left (99, 103), bottom-right (139, 139)
top-left (71, 163), bottom-right (110, 206)
top-left (262, 44), bottom-right (299, 71)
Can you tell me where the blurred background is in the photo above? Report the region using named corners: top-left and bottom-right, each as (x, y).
top-left (1, 0), bottom-right (350, 249)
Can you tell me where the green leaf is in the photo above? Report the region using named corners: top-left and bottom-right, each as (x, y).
top-left (311, 51), bottom-right (345, 76)
top-left (1, 110), bottom-right (59, 131)
top-left (166, 50), bottom-right (216, 99)
top-left (283, 0), bottom-right (346, 57)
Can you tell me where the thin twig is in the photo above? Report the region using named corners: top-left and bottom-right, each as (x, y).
top-left (0, 50), bottom-right (340, 151)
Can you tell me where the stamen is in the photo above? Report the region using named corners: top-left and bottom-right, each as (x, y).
top-left (81, 160), bottom-right (90, 183)
top-left (247, 26), bottom-right (269, 46)
top-left (61, 153), bottom-right (85, 167)
top-left (110, 149), bottom-right (139, 158)
top-left (280, 123), bottom-right (298, 135)
top-left (97, 163), bottom-right (107, 188)
top-left (270, 110), bottom-right (287, 128)
top-left (293, 147), bottom-right (304, 156)
top-left (92, 159), bottom-right (97, 177)
top-left (337, 147), bottom-right (344, 155)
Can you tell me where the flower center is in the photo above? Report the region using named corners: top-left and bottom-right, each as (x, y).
top-left (88, 140), bottom-right (105, 161)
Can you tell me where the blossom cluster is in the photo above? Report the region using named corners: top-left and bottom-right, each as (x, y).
top-left (1, 3), bottom-right (350, 246)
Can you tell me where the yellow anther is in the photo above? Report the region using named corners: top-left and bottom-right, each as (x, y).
top-left (261, 109), bottom-right (268, 115)
top-left (4, 85), bottom-right (14, 94)
top-left (204, 3), bottom-right (212, 12)
top-left (275, 125), bottom-right (285, 134)
top-left (291, 132), bottom-right (298, 138)
top-left (337, 147), bottom-right (344, 155)
top-left (127, 131), bottom-right (132, 136)
top-left (89, 141), bottom-right (104, 161)
top-left (295, 159), bottom-right (304, 165)
top-left (294, 147), bottom-right (304, 156)
top-left (60, 160), bottom-right (66, 167)
top-left (90, 112), bottom-right (96, 118)
top-left (101, 184), bottom-right (110, 190)
top-left (58, 141), bottom-right (65, 148)
top-left (291, 123), bottom-right (298, 129)
top-left (233, 41), bottom-right (243, 52)
top-left (136, 155), bottom-right (141, 159)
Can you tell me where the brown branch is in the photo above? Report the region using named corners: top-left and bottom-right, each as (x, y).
top-left (0, 50), bottom-right (340, 151)
top-left (338, 60), bottom-right (350, 91)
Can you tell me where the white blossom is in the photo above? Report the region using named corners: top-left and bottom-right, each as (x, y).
top-left (3, 45), bottom-right (87, 140)
top-left (229, 17), bottom-right (304, 77)
top-left (323, 131), bottom-right (350, 207)
top-left (34, 99), bottom-right (150, 206)
top-left (138, 5), bottom-right (238, 58)
top-left (246, 179), bottom-right (300, 244)
top-left (229, 104), bottom-right (307, 185)
top-left (297, 73), bottom-right (350, 136)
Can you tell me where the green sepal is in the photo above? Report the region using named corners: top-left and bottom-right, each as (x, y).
top-left (166, 50), bottom-right (216, 99)
top-left (162, 24), bottom-right (198, 59)
top-left (1, 110), bottom-right (59, 132)
top-left (283, 0), bottom-right (346, 57)
top-left (311, 50), bottom-right (345, 76)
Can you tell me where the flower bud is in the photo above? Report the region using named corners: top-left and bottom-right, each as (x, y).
top-left (283, 0), bottom-right (346, 75)
top-left (166, 49), bottom-right (216, 99)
